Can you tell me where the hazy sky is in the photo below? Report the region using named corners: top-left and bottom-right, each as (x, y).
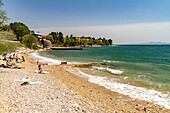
top-left (3, 0), bottom-right (170, 44)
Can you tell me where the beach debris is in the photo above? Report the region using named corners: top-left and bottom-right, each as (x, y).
top-left (61, 61), bottom-right (67, 65)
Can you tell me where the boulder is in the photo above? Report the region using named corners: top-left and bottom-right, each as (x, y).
top-left (43, 40), bottom-right (52, 48)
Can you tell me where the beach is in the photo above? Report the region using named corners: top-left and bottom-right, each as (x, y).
top-left (0, 49), bottom-right (169, 112)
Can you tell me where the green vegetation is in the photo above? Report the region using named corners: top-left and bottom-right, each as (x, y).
top-left (0, 0), bottom-right (10, 26)
top-left (0, 24), bottom-right (11, 31)
top-left (0, 31), bottom-right (16, 40)
top-left (49, 32), bottom-right (64, 44)
top-left (21, 34), bottom-right (37, 49)
top-left (49, 32), bottom-right (113, 47)
top-left (0, 41), bottom-right (24, 54)
top-left (46, 35), bottom-right (54, 43)
top-left (10, 22), bottom-right (30, 39)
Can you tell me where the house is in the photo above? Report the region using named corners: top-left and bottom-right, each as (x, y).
top-left (30, 30), bottom-right (42, 39)
top-left (81, 37), bottom-right (89, 41)
top-left (74, 37), bottom-right (80, 41)
top-left (98, 39), bottom-right (103, 42)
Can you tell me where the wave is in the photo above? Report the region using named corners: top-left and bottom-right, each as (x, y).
top-left (68, 68), bottom-right (170, 109)
top-left (28, 52), bottom-right (62, 65)
top-left (93, 66), bottom-right (123, 74)
top-left (28, 51), bottom-right (83, 65)
top-left (103, 60), bottom-right (125, 63)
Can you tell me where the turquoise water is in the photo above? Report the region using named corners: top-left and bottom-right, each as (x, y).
top-left (40, 45), bottom-right (170, 92)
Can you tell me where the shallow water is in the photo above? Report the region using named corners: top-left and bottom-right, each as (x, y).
top-left (29, 45), bottom-right (170, 109)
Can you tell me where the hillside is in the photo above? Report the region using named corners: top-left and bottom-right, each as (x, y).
top-left (0, 31), bottom-right (16, 40)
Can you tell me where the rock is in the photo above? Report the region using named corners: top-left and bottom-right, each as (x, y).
top-left (43, 40), bottom-right (52, 49)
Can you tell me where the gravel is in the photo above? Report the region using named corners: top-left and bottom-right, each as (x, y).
top-left (0, 68), bottom-right (106, 113)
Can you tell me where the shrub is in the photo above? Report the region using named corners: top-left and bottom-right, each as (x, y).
top-left (46, 35), bottom-right (54, 43)
top-left (0, 41), bottom-right (24, 54)
top-left (22, 34), bottom-right (37, 49)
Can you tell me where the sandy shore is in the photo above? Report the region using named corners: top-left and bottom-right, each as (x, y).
top-left (0, 50), bottom-right (169, 112)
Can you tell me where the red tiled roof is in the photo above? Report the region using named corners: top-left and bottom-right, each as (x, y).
top-left (41, 36), bottom-right (47, 38)
top-left (81, 38), bottom-right (88, 40)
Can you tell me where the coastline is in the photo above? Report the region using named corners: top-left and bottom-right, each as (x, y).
top-left (0, 49), bottom-right (169, 112)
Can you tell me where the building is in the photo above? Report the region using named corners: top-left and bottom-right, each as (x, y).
top-left (30, 30), bottom-right (42, 39)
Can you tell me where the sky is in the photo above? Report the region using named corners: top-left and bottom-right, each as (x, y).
top-left (3, 0), bottom-right (170, 44)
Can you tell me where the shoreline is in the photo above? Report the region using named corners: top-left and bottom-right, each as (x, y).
top-left (27, 50), bottom-right (169, 112)
top-left (32, 50), bottom-right (170, 109)
top-left (0, 49), bottom-right (169, 112)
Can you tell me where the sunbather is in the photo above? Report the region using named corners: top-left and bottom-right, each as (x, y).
top-left (7, 60), bottom-right (24, 69)
top-left (9, 55), bottom-right (13, 59)
top-left (36, 64), bottom-right (49, 74)
top-left (38, 64), bottom-right (45, 73)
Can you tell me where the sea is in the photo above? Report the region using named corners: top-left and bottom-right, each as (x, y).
top-left (29, 45), bottom-right (170, 109)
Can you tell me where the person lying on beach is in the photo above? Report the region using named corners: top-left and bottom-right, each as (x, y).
top-left (6, 60), bottom-right (25, 69)
top-left (6, 60), bottom-right (12, 68)
top-left (35, 64), bottom-right (49, 74)
top-left (16, 58), bottom-right (22, 63)
top-left (16, 57), bottom-right (25, 63)
top-left (38, 64), bottom-right (47, 73)
top-left (0, 64), bottom-right (7, 68)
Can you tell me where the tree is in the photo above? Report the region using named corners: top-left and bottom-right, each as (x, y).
top-left (0, 24), bottom-right (10, 31)
top-left (58, 32), bottom-right (64, 44)
top-left (88, 39), bottom-right (94, 45)
top-left (108, 39), bottom-right (112, 45)
top-left (0, 0), bottom-right (10, 25)
top-left (22, 34), bottom-right (37, 49)
top-left (105, 40), bottom-right (110, 45)
top-left (49, 32), bottom-right (58, 43)
top-left (64, 37), bottom-right (71, 47)
top-left (10, 22), bottom-right (30, 39)
top-left (70, 34), bottom-right (73, 38)
top-left (46, 35), bottom-right (54, 43)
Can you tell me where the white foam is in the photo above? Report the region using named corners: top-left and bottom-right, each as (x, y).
top-left (93, 66), bottom-right (123, 74)
top-left (28, 51), bottom-right (82, 65)
top-left (106, 67), bottom-right (123, 74)
top-left (103, 60), bottom-right (125, 63)
top-left (93, 66), bottom-right (106, 70)
top-left (28, 52), bottom-right (61, 65)
top-left (68, 68), bottom-right (170, 109)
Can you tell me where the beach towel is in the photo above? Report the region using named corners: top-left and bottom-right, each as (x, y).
top-left (35, 70), bottom-right (49, 74)
top-left (21, 81), bottom-right (44, 86)
top-left (7, 66), bottom-right (17, 69)
top-left (16, 61), bottom-right (23, 63)
top-left (29, 82), bottom-right (44, 84)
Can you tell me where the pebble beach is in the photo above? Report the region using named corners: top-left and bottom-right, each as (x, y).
top-left (0, 48), bottom-right (169, 113)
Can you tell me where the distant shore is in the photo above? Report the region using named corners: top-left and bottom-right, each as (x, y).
top-left (0, 49), bottom-right (169, 112)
